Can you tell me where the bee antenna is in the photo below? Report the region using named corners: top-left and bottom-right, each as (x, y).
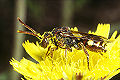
top-left (17, 17), bottom-right (42, 39)
top-left (17, 17), bottom-right (37, 34)
top-left (17, 30), bottom-right (42, 39)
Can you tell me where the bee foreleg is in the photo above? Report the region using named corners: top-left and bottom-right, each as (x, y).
top-left (46, 46), bottom-right (51, 56)
top-left (46, 46), bottom-right (57, 58)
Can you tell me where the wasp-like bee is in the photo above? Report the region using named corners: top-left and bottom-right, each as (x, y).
top-left (17, 17), bottom-right (110, 70)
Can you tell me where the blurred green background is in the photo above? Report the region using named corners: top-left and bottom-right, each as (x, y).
top-left (0, 0), bottom-right (120, 80)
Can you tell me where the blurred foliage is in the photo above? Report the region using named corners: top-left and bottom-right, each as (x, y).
top-left (27, 0), bottom-right (45, 20)
top-left (0, 72), bottom-right (7, 80)
top-left (74, 0), bottom-right (88, 10)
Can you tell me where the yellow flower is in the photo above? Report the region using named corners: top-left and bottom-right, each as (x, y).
top-left (10, 24), bottom-right (120, 80)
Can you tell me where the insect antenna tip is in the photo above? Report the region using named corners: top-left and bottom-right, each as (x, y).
top-left (17, 17), bottom-right (20, 20)
top-left (17, 30), bottom-right (22, 33)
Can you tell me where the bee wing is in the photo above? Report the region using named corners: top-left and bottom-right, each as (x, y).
top-left (64, 30), bottom-right (111, 43)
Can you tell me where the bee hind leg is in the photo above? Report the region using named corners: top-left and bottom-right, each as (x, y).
top-left (79, 42), bottom-right (90, 70)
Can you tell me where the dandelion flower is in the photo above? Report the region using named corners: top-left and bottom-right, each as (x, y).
top-left (10, 24), bottom-right (120, 80)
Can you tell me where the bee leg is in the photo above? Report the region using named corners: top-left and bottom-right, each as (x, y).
top-left (46, 46), bottom-right (51, 56)
top-left (50, 48), bottom-right (54, 57)
top-left (46, 46), bottom-right (57, 58)
top-left (79, 42), bottom-right (90, 70)
top-left (99, 52), bottom-right (107, 58)
top-left (65, 49), bottom-right (67, 57)
top-left (65, 48), bottom-right (72, 57)
top-left (100, 52), bottom-right (104, 56)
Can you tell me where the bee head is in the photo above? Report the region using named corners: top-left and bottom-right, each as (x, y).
top-left (40, 32), bottom-right (52, 48)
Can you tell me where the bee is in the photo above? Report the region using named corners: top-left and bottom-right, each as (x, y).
top-left (17, 17), bottom-right (110, 70)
